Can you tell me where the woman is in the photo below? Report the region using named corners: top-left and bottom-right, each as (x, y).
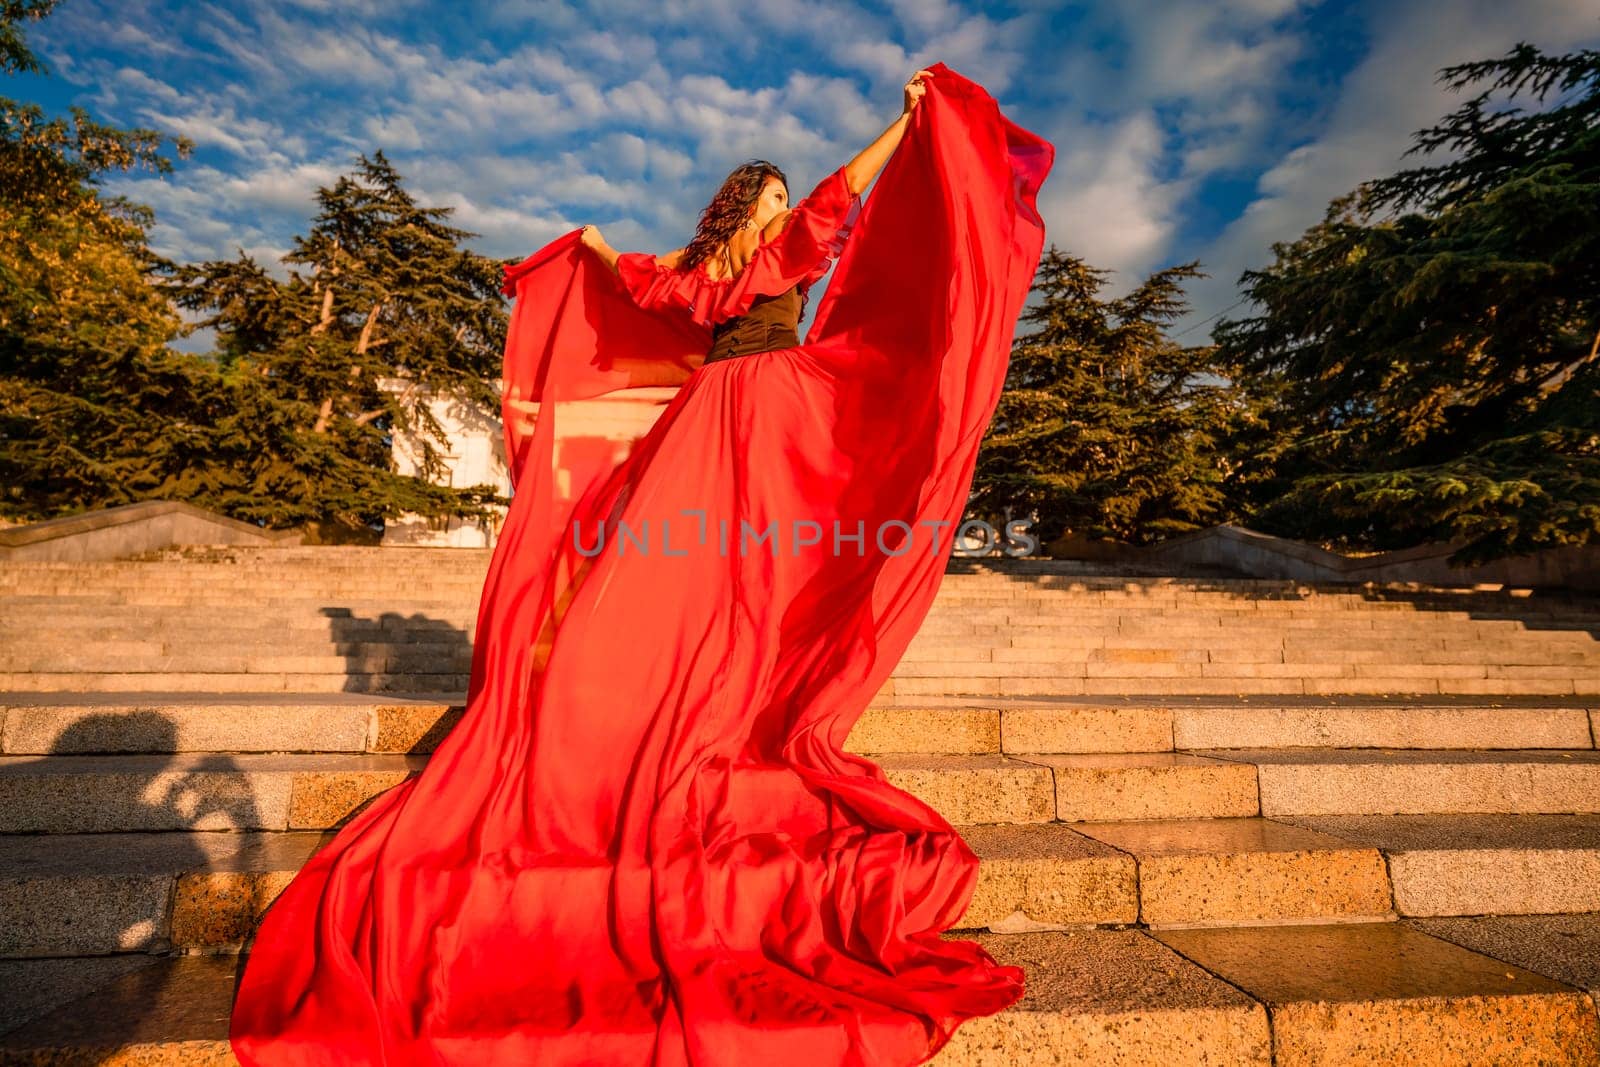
top-left (230, 62), bottom-right (1054, 1066)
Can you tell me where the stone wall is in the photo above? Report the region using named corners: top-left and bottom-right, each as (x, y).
top-left (0, 500), bottom-right (299, 562)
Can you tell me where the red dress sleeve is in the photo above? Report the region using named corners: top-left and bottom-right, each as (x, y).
top-left (613, 163), bottom-right (862, 327)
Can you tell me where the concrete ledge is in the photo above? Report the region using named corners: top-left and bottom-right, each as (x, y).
top-left (1114, 523), bottom-right (1600, 592)
top-left (0, 502), bottom-right (300, 562)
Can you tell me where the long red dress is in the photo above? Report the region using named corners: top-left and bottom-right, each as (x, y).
top-left (229, 61), bottom-right (1054, 1066)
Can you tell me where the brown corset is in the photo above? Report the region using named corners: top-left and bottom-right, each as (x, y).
top-left (704, 285), bottom-right (802, 365)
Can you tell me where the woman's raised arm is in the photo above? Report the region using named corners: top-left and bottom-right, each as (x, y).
top-left (842, 68), bottom-right (932, 196)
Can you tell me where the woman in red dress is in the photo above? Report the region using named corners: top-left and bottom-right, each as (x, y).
top-left (229, 62), bottom-right (1054, 1066)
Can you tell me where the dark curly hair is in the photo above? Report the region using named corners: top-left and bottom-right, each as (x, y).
top-left (678, 159), bottom-right (816, 323)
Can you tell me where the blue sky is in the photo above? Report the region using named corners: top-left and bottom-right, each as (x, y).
top-left (15, 0), bottom-right (1600, 348)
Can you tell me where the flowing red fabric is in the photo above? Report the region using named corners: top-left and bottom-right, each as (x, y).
top-left (229, 62), bottom-right (1054, 1066)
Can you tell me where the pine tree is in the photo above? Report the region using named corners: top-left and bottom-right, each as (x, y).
top-left (2, 1), bottom-right (512, 535)
top-left (1217, 43), bottom-right (1600, 563)
top-left (0, 0), bottom-right (207, 518)
top-left (160, 150), bottom-right (510, 533)
top-left (970, 249), bottom-right (1257, 548)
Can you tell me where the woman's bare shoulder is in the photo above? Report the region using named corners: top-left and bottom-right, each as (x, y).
top-left (656, 247), bottom-right (688, 269)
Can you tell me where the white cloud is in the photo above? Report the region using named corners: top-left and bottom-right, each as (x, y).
top-left (1018, 0), bottom-right (1313, 298)
top-left (272, 0), bottom-right (428, 15)
top-left (101, 20), bottom-right (199, 59)
top-left (112, 66), bottom-right (186, 104)
top-left (63, 0), bottom-right (1600, 360)
top-left (137, 101), bottom-right (306, 159)
top-left (362, 112), bottom-right (425, 152)
top-left (1180, 0), bottom-right (1600, 337)
top-left (1035, 111), bottom-right (1189, 278)
top-left (1112, 0), bottom-right (1308, 102)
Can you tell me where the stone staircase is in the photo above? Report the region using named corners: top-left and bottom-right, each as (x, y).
top-left (1, 546), bottom-right (1598, 1063)
top-left (3, 545), bottom-right (1599, 697)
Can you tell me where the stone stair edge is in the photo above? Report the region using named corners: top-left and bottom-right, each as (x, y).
top-left (1, 919), bottom-right (1597, 1063)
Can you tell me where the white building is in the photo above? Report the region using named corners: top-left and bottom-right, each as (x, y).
top-left (380, 377), bottom-right (678, 548)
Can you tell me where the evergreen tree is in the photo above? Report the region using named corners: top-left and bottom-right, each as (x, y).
top-left (0, 0), bottom-right (210, 518)
top-left (1217, 43), bottom-right (1599, 563)
top-left (160, 150), bottom-right (510, 532)
top-left (970, 249), bottom-right (1258, 547)
top-left (2, 1), bottom-right (511, 535)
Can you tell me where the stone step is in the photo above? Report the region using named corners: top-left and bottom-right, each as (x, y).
top-left (0, 557), bottom-right (1555, 581)
top-left (8, 582), bottom-right (1597, 617)
top-left (7, 576), bottom-right (1594, 607)
top-left (0, 672), bottom-right (472, 693)
top-left (1, 625), bottom-right (1591, 654)
top-left (10, 644), bottom-right (1599, 688)
top-left (1281, 814), bottom-right (1600, 917)
top-left (5, 643), bottom-right (1596, 682)
top-left (31, 643), bottom-right (1583, 672)
top-left (3, 748), bottom-right (1574, 831)
top-left (1168, 702), bottom-right (1599, 750)
top-left (12, 617), bottom-right (1580, 643)
top-left (0, 625), bottom-right (1422, 648)
top-left (1196, 749), bottom-right (1600, 816)
top-left (3, 579), bottom-right (1587, 614)
top-left (7, 560), bottom-right (1593, 594)
top-left (1, 922), bottom-right (1595, 1063)
top-left (1082, 813), bottom-right (1600, 923)
top-left (0, 815), bottom-right (1435, 958)
top-left (3, 812), bottom-right (1590, 955)
top-left (11, 558), bottom-right (1594, 603)
top-left (11, 587), bottom-right (1594, 618)
top-left (0, 696), bottom-right (461, 755)
top-left (0, 752), bottom-right (428, 834)
top-left (0, 637), bottom-right (482, 661)
top-left (6, 579), bottom-right (1593, 614)
top-left (7, 667), bottom-right (1598, 696)
top-left (0, 751), bottom-right (1266, 832)
top-left (0, 614), bottom-right (479, 634)
top-left (992, 644), bottom-right (1600, 665)
top-left (8, 620), bottom-right (1594, 657)
top-left (891, 660), bottom-right (1600, 682)
top-left (0, 648), bottom-right (475, 674)
top-left (885, 673), bottom-right (1599, 696)
top-left (6, 696), bottom-right (1594, 757)
top-left (0, 597), bottom-right (477, 611)
top-left (7, 586), bottom-right (1595, 617)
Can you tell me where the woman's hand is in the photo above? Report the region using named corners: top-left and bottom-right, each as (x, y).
top-left (902, 68), bottom-right (932, 115)
top-left (577, 224), bottom-right (621, 276)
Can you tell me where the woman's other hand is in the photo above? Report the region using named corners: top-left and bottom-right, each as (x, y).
top-left (577, 225), bottom-right (620, 276)
top-left (903, 69), bottom-right (932, 115)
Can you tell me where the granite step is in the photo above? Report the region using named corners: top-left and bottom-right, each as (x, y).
top-left (7, 581), bottom-right (1593, 610)
top-left (2, 626), bottom-right (1591, 653)
top-left (6, 668), bottom-right (1600, 695)
top-left (6, 812), bottom-right (1594, 956)
top-left (884, 673), bottom-right (1600, 697)
top-left (5, 743), bottom-right (1599, 831)
top-left (2, 922), bottom-right (1597, 1063)
top-left (10, 648), bottom-right (1597, 689)
top-left (0, 750), bottom-right (1261, 833)
top-left (0, 671), bottom-right (473, 694)
top-left (7, 574), bottom-right (1596, 612)
top-left (0, 814), bottom-right (1430, 958)
top-left (6, 696), bottom-right (1593, 758)
top-left (1196, 748), bottom-right (1600, 816)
